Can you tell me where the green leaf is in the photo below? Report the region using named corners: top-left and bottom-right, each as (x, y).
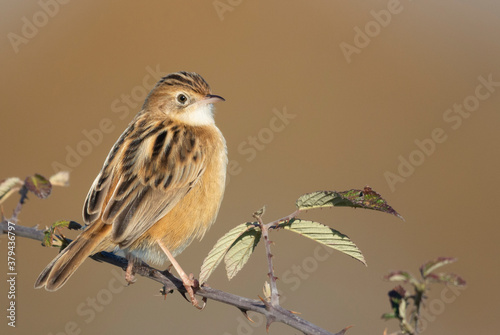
top-left (296, 186), bottom-right (403, 220)
top-left (199, 222), bottom-right (259, 284)
top-left (420, 257), bottom-right (457, 278)
top-left (224, 227), bottom-right (261, 280)
top-left (279, 219), bottom-right (366, 265)
top-left (25, 174), bottom-right (52, 199)
top-left (0, 177), bottom-right (23, 204)
top-left (426, 272), bottom-right (466, 286)
top-left (296, 191), bottom-right (344, 209)
top-left (53, 220), bottom-right (72, 228)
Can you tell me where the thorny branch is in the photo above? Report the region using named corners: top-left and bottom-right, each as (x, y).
top-left (254, 207), bottom-right (280, 311)
top-left (9, 185), bottom-right (29, 223)
top-left (267, 209), bottom-right (302, 229)
top-left (0, 219), bottom-right (348, 335)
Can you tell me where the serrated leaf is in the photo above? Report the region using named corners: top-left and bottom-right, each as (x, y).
top-left (25, 174), bottom-right (52, 199)
top-left (296, 186), bottom-right (403, 220)
top-left (296, 191), bottom-right (345, 209)
top-left (426, 272), bottom-right (466, 286)
top-left (49, 171), bottom-right (70, 187)
top-left (0, 177), bottom-right (23, 204)
top-left (279, 219), bottom-right (366, 265)
top-left (420, 257), bottom-right (457, 278)
top-left (199, 222), bottom-right (259, 284)
top-left (224, 227), bottom-right (261, 280)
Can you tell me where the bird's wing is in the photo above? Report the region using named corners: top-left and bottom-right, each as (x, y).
top-left (83, 116), bottom-right (206, 248)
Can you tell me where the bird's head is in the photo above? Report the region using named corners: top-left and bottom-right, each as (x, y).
top-left (144, 71), bottom-right (225, 126)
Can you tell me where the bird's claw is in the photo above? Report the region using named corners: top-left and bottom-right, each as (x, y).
top-left (125, 261), bottom-right (136, 285)
top-left (183, 273), bottom-right (206, 310)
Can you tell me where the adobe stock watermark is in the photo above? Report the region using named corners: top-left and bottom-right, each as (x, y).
top-left (6, 221), bottom-right (17, 328)
top-left (7, 0), bottom-right (72, 54)
top-left (384, 73), bottom-right (500, 192)
top-left (46, 268), bottom-right (127, 335)
top-left (339, 0), bottom-right (413, 64)
top-left (226, 106), bottom-right (296, 185)
top-left (51, 65), bottom-right (165, 174)
top-left (213, 0), bottom-right (244, 21)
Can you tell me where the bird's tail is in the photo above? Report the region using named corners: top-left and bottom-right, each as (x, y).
top-left (34, 222), bottom-right (111, 291)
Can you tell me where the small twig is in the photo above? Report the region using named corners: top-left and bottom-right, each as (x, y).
top-left (0, 218), bottom-right (45, 240)
top-left (252, 207), bottom-right (308, 330)
top-left (411, 285), bottom-right (425, 335)
top-left (257, 213), bottom-right (280, 308)
top-left (10, 186), bottom-right (28, 223)
top-left (266, 209), bottom-right (302, 230)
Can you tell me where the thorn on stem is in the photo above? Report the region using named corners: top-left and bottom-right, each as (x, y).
top-left (239, 308), bottom-right (254, 323)
top-left (336, 325), bottom-right (354, 335)
top-left (265, 317), bottom-right (276, 332)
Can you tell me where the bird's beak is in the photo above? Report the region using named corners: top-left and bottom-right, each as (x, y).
top-left (201, 94), bottom-right (225, 105)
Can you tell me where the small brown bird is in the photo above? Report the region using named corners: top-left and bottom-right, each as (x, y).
top-left (35, 72), bottom-right (227, 307)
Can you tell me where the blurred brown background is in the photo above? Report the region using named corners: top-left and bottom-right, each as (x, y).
top-left (1, 1), bottom-right (499, 334)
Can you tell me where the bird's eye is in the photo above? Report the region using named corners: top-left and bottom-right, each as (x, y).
top-left (176, 93), bottom-right (188, 105)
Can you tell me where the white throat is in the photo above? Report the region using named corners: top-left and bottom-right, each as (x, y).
top-left (176, 104), bottom-right (215, 126)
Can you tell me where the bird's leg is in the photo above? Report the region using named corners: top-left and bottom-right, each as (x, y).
top-left (157, 240), bottom-right (201, 309)
top-left (125, 253), bottom-right (136, 285)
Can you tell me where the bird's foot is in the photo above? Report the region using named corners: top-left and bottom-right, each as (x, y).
top-left (125, 260), bottom-right (136, 285)
top-left (182, 273), bottom-right (205, 309)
